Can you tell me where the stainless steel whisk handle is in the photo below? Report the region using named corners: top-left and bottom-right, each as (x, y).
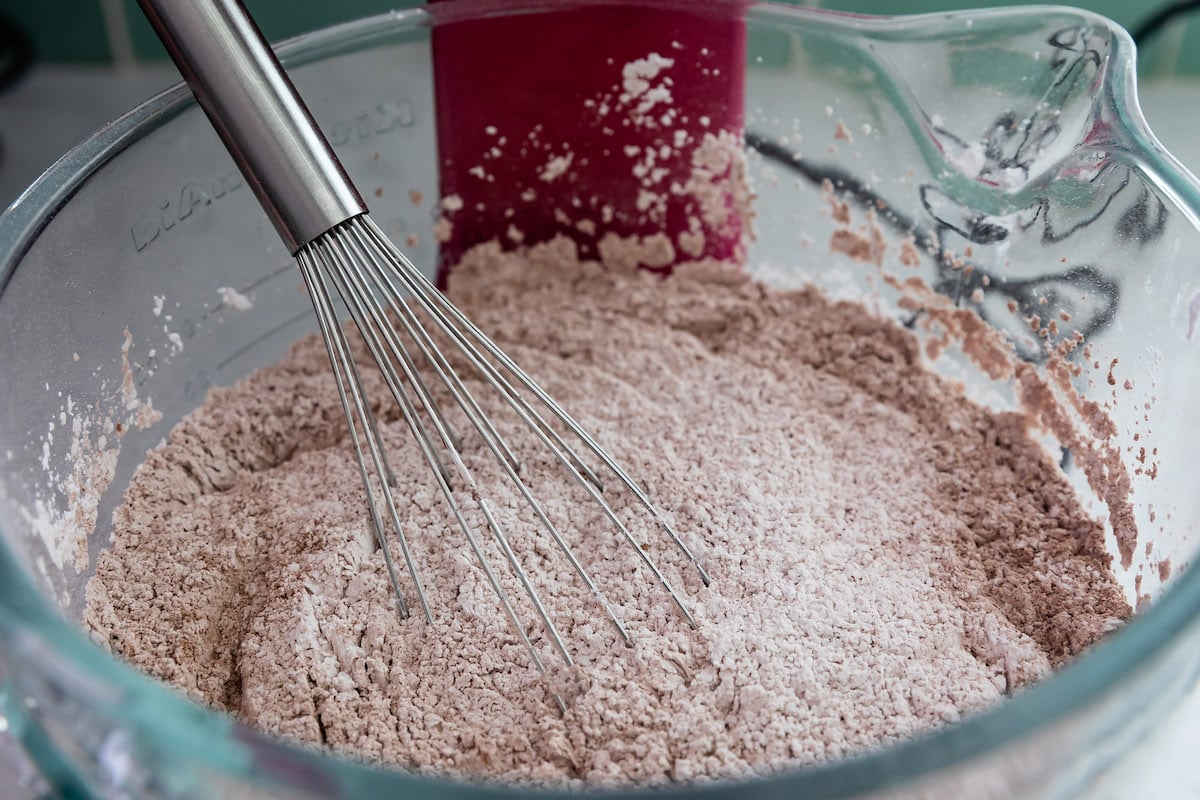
top-left (138, 0), bottom-right (366, 253)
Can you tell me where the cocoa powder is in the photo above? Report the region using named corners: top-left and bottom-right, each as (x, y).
top-left (84, 237), bottom-right (1129, 785)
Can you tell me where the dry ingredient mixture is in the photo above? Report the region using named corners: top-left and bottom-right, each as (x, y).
top-left (83, 236), bottom-right (1130, 785)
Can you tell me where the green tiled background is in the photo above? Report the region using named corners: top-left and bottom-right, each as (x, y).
top-left (2, 0), bottom-right (1199, 76)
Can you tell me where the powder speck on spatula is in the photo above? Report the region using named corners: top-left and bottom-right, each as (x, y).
top-left (84, 236), bottom-right (1129, 786)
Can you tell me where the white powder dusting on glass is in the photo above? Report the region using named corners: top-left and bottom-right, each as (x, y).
top-left (217, 286), bottom-right (254, 311)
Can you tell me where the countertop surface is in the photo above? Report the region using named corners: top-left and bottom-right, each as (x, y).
top-left (1, 65), bottom-right (1199, 799)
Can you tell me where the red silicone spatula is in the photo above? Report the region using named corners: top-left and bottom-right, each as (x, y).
top-left (429, 0), bottom-right (748, 282)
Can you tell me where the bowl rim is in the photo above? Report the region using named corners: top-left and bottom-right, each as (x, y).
top-left (2, 2), bottom-right (1200, 798)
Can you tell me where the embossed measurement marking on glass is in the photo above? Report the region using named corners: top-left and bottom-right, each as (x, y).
top-left (127, 97), bottom-right (417, 255)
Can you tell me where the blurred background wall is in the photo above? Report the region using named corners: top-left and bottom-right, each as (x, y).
top-left (3, 0), bottom-right (1197, 75)
top-left (1, 0), bottom-right (1198, 210)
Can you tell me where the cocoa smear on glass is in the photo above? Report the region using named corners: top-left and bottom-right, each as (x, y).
top-left (84, 237), bottom-right (1129, 785)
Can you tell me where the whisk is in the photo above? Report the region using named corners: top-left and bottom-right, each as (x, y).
top-left (138, 0), bottom-right (710, 693)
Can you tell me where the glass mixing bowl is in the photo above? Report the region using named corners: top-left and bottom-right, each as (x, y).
top-left (2, 2), bottom-right (1200, 798)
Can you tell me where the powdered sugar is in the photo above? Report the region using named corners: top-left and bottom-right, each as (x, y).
top-left (539, 152), bottom-right (574, 183)
top-left (217, 286), bottom-right (254, 311)
top-left (620, 53), bottom-right (674, 108)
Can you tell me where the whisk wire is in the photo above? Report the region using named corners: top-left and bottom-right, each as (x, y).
top-left (316, 227), bottom-right (577, 674)
top-left (479, 497), bottom-right (574, 667)
top-left (358, 222), bottom-right (606, 493)
top-left (296, 249), bottom-right (420, 621)
top-left (322, 236), bottom-right (466, 487)
top-left (356, 219), bottom-right (704, 623)
top-left (340, 228), bottom-right (523, 478)
top-left (326, 235), bottom-right (611, 661)
top-left (361, 220), bottom-right (710, 587)
top-left (136, 0), bottom-right (705, 705)
top-left (341, 223), bottom-right (634, 645)
top-left (299, 214), bottom-right (710, 695)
